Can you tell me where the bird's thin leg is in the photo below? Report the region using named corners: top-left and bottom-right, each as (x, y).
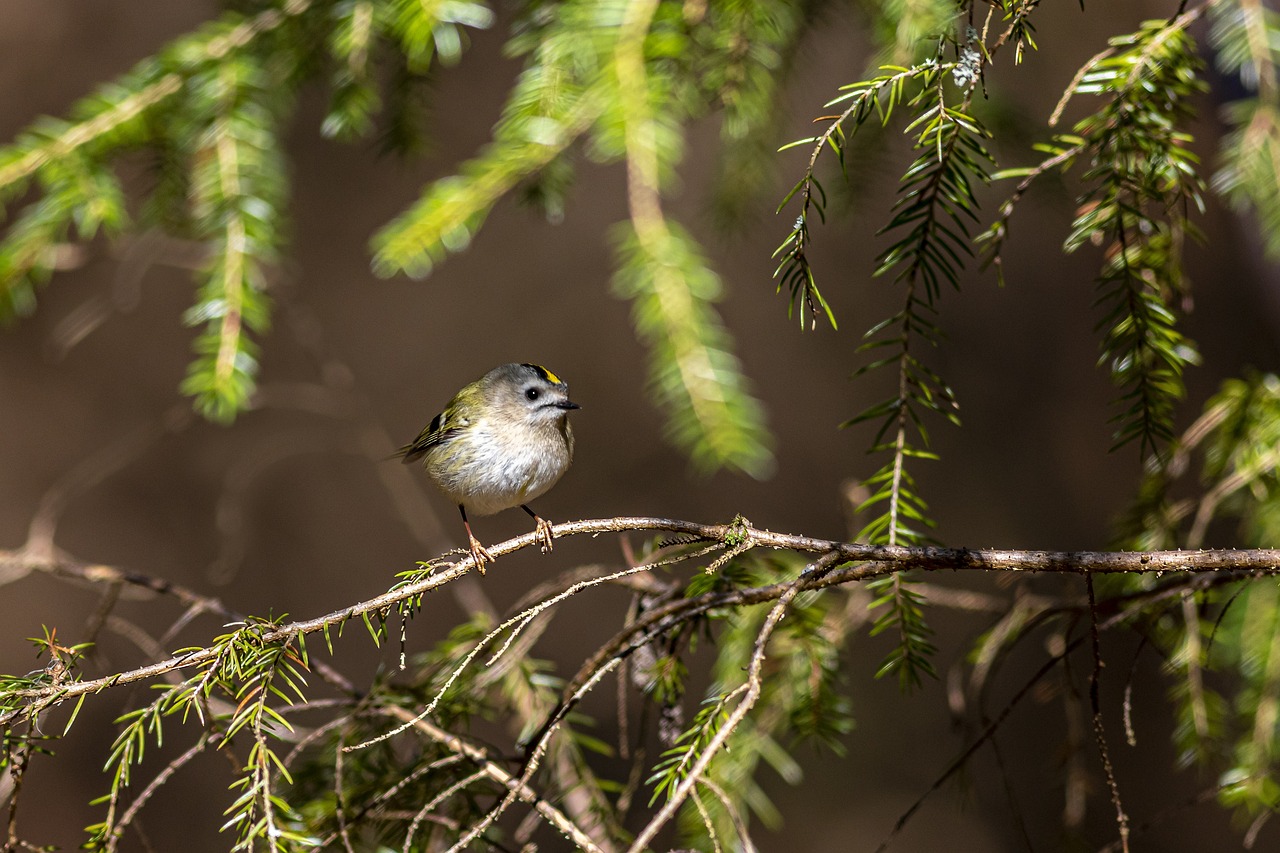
top-left (459, 505), bottom-right (494, 573)
top-left (521, 504), bottom-right (555, 553)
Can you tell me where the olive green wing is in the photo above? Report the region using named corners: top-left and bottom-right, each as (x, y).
top-left (396, 410), bottom-right (460, 463)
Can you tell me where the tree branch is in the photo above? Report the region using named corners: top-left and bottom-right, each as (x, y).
top-left (4, 514), bottom-right (1279, 725)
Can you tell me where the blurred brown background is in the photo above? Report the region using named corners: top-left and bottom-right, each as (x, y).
top-left (2, 1), bottom-right (1278, 850)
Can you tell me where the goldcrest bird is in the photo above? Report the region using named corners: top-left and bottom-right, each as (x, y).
top-left (397, 363), bottom-right (579, 571)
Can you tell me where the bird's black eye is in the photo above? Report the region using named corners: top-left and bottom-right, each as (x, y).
top-left (525, 387), bottom-right (540, 401)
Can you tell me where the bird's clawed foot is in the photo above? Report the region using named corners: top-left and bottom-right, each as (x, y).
top-left (533, 516), bottom-right (555, 553)
top-left (466, 533), bottom-right (495, 574)
top-left (521, 504), bottom-right (556, 553)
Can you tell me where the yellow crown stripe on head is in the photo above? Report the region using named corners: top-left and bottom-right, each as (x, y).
top-left (523, 363), bottom-right (563, 385)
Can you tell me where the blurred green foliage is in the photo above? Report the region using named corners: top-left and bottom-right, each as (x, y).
top-left (4, 1), bottom-right (1280, 850)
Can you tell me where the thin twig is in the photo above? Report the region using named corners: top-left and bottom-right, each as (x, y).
top-left (698, 777), bottom-right (758, 853)
top-left (6, 515), bottom-right (1280, 726)
top-left (382, 707), bottom-right (607, 853)
top-left (1120, 633), bottom-right (1151, 747)
top-left (401, 769), bottom-right (488, 853)
top-left (444, 661), bottom-right (622, 853)
top-left (625, 555), bottom-right (826, 852)
top-left (988, 731), bottom-right (1036, 852)
top-left (1087, 574), bottom-right (1130, 853)
top-left (4, 744), bottom-right (29, 852)
top-left (105, 734), bottom-right (215, 852)
top-left (333, 731), bottom-right (356, 853)
top-left (1093, 784), bottom-right (1228, 853)
top-left (871, 579), bottom-right (1206, 853)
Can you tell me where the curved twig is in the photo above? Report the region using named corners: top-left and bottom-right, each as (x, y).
top-left (5, 515), bottom-right (1280, 725)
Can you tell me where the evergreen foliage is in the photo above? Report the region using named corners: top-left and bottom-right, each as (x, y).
top-left (4, 1), bottom-right (1280, 851)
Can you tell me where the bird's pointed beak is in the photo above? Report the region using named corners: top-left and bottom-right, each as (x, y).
top-left (554, 400), bottom-right (581, 410)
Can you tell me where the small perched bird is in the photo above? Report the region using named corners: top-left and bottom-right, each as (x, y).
top-left (397, 363), bottom-right (579, 571)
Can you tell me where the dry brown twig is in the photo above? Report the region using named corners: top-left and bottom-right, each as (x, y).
top-left (4, 515), bottom-right (1280, 724)
top-left (3, 512), bottom-right (1279, 852)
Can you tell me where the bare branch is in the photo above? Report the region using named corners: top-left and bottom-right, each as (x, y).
top-left (626, 553), bottom-right (834, 852)
top-left (383, 707), bottom-right (606, 853)
top-left (5, 514), bottom-right (1280, 725)
top-left (1087, 575), bottom-right (1131, 853)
